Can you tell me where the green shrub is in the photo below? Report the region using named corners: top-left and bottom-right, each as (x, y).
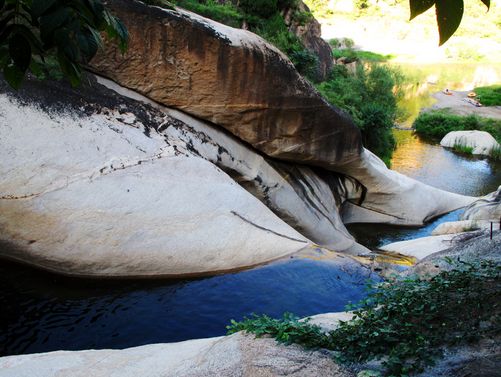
top-left (254, 13), bottom-right (318, 80)
top-left (171, 0), bottom-right (242, 27)
top-left (228, 260), bottom-right (501, 376)
top-left (289, 49), bottom-right (318, 79)
top-left (452, 142), bottom-right (474, 154)
top-left (474, 85), bottom-right (501, 106)
top-left (227, 312), bottom-right (329, 348)
top-left (316, 63), bottom-right (402, 165)
top-left (292, 10), bottom-right (313, 26)
top-left (413, 110), bottom-right (501, 143)
top-left (239, 0), bottom-right (278, 18)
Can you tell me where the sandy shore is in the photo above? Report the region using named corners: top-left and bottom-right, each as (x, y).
top-left (426, 90), bottom-right (501, 119)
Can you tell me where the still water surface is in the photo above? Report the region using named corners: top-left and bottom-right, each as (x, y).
top-left (349, 130), bottom-right (501, 248)
top-left (1, 130), bottom-right (499, 357)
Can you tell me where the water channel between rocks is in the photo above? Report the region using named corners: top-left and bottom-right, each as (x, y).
top-left (1, 130), bottom-right (499, 357)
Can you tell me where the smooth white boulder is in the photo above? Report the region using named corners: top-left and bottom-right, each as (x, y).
top-left (335, 149), bottom-right (475, 225)
top-left (0, 92), bottom-right (308, 277)
top-left (440, 130), bottom-right (500, 156)
top-left (0, 332), bottom-right (352, 377)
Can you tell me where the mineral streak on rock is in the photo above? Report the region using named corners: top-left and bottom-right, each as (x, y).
top-left (90, 0), bottom-right (362, 170)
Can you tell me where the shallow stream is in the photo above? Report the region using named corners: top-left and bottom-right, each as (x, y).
top-left (1, 130), bottom-right (499, 357)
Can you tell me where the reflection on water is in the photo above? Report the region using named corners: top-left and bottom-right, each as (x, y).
top-left (0, 256), bottom-right (375, 357)
top-left (391, 130), bottom-right (501, 196)
top-left (349, 130), bottom-right (501, 249)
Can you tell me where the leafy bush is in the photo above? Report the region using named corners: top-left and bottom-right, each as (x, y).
top-left (474, 85), bottom-right (501, 106)
top-left (239, 0), bottom-right (278, 18)
top-left (170, 0), bottom-right (242, 27)
top-left (228, 259), bottom-right (501, 376)
top-left (413, 110), bottom-right (501, 144)
top-left (0, 0), bottom-right (128, 88)
top-left (292, 10), bottom-right (313, 26)
top-left (227, 312), bottom-right (329, 348)
top-left (316, 63), bottom-right (402, 165)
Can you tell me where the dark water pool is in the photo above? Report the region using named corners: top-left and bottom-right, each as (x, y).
top-left (0, 256), bottom-right (374, 356)
top-left (1, 130), bottom-right (499, 357)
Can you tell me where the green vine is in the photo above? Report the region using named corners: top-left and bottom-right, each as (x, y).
top-left (228, 259), bottom-right (500, 376)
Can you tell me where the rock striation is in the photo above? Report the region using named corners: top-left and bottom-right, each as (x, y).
top-left (0, 0), bottom-right (478, 277)
top-left (90, 0), bottom-right (362, 169)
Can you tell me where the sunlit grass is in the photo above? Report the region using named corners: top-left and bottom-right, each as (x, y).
top-left (474, 85), bottom-right (501, 106)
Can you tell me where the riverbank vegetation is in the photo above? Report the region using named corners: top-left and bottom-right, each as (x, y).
top-left (228, 259), bottom-right (500, 376)
top-left (474, 85), bottom-right (501, 106)
top-left (452, 142), bottom-right (474, 155)
top-left (413, 110), bottom-right (501, 144)
top-left (317, 64), bottom-right (403, 166)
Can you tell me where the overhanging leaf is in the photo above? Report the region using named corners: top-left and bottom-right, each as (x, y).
top-left (409, 0), bottom-right (436, 20)
top-left (4, 64), bottom-right (25, 89)
top-left (9, 32), bottom-right (31, 72)
top-left (480, 0), bottom-right (490, 10)
top-left (31, 0), bottom-right (58, 18)
top-left (436, 0), bottom-right (464, 46)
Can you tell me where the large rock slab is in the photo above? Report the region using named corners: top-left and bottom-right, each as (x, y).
top-left (90, 0), bottom-right (362, 169)
top-left (0, 79), bottom-right (309, 277)
top-left (335, 149), bottom-right (476, 225)
top-left (0, 332), bottom-right (354, 377)
top-left (440, 130), bottom-right (500, 156)
top-left (98, 76), bottom-right (369, 255)
top-left (461, 185), bottom-right (501, 221)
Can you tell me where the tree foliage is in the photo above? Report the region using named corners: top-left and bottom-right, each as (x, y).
top-left (316, 64), bottom-right (403, 166)
top-left (0, 0), bottom-right (128, 88)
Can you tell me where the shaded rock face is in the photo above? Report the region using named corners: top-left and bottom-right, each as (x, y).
top-left (90, 0), bottom-right (362, 169)
top-left (0, 332), bottom-right (355, 377)
top-left (284, 1), bottom-right (333, 81)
